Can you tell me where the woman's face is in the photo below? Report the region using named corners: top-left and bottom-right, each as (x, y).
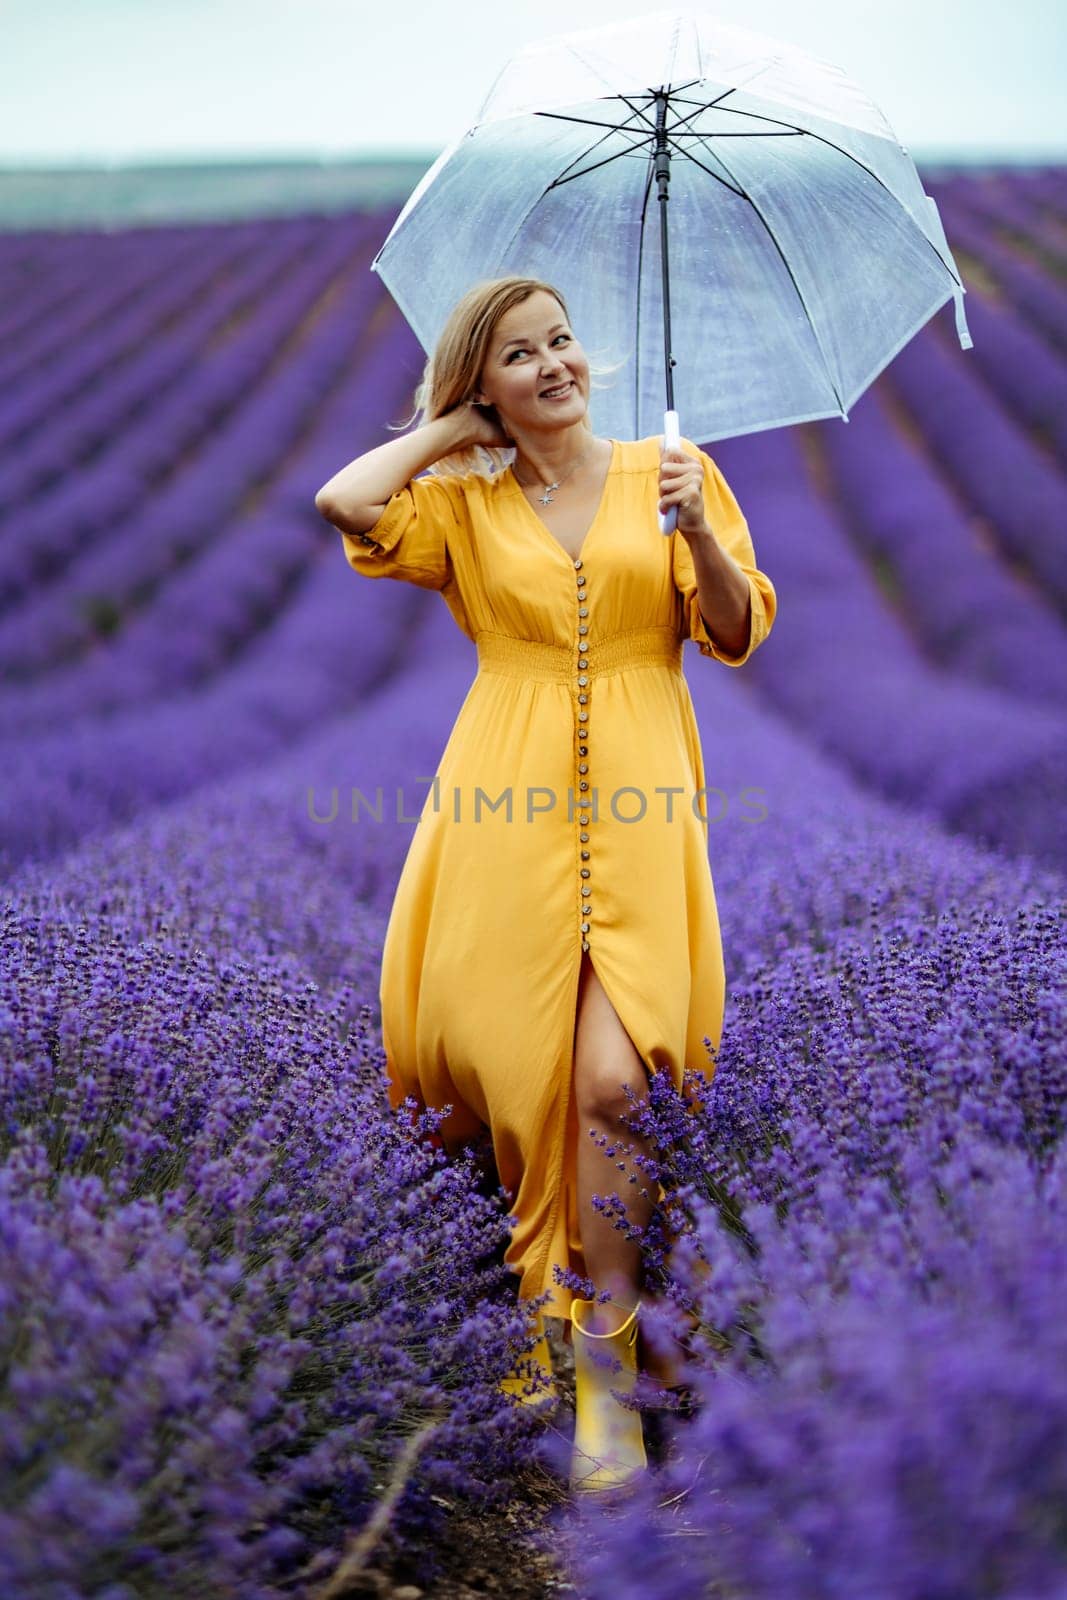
top-left (474, 290), bottom-right (590, 438)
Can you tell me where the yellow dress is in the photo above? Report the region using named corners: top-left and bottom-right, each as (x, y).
top-left (340, 434), bottom-right (777, 1321)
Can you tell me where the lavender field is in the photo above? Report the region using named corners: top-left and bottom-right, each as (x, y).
top-left (2, 166), bottom-right (1066, 1599)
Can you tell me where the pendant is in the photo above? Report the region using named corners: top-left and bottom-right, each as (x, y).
top-left (539, 483), bottom-right (559, 506)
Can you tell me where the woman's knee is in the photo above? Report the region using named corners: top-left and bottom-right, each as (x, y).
top-left (574, 960), bottom-right (650, 1124)
top-left (574, 1063), bottom-right (643, 1126)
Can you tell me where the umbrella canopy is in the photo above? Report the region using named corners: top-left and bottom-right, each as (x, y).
top-left (372, 7), bottom-right (973, 445)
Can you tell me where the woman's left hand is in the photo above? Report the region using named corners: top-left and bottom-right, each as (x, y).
top-left (659, 446), bottom-right (708, 538)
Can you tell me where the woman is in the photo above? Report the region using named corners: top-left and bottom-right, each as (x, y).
top-left (315, 276), bottom-right (777, 1492)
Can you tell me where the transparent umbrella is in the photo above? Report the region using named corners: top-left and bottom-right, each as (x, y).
top-left (372, 6), bottom-right (973, 530)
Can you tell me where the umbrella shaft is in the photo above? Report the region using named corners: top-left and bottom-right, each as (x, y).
top-left (655, 92), bottom-right (675, 412)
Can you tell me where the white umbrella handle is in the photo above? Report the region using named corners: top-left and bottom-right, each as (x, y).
top-left (658, 409), bottom-right (680, 536)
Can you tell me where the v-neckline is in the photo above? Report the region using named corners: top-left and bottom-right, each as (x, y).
top-left (506, 437), bottom-right (618, 567)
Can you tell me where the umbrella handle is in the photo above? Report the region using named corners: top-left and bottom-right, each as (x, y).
top-left (658, 409), bottom-right (680, 536)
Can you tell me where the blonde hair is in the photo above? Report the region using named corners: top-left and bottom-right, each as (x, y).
top-left (389, 276), bottom-right (621, 478)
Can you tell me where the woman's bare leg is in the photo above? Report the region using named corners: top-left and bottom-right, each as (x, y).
top-left (573, 950), bottom-right (657, 1335)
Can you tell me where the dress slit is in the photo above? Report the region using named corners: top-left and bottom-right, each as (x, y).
top-left (575, 947), bottom-right (655, 1085)
top-left (524, 942), bottom-right (655, 1324)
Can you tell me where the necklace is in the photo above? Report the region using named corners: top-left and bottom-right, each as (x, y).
top-left (512, 442), bottom-right (591, 506)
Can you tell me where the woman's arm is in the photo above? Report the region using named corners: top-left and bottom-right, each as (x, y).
top-left (682, 522), bottom-right (753, 660)
top-left (314, 405), bottom-right (503, 534)
top-left (314, 413), bottom-right (470, 534)
top-left (666, 441), bottom-right (777, 667)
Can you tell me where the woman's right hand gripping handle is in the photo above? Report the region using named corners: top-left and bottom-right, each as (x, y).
top-left (313, 403), bottom-right (510, 535)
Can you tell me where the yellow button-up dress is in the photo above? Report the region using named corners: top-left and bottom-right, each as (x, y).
top-left (340, 434), bottom-right (777, 1320)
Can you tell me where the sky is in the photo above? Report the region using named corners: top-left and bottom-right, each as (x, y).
top-left (1, 0), bottom-right (1064, 167)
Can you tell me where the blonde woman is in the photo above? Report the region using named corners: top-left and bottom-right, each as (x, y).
top-left (315, 276), bottom-right (777, 1493)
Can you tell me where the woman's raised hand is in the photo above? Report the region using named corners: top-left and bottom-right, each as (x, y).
top-left (453, 400), bottom-right (513, 451)
top-left (315, 401), bottom-right (511, 533)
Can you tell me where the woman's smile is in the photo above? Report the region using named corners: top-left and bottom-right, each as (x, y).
top-left (541, 381), bottom-right (574, 401)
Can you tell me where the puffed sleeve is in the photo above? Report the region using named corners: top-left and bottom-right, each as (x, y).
top-left (338, 470), bottom-right (464, 592)
top-left (671, 441), bottom-right (777, 667)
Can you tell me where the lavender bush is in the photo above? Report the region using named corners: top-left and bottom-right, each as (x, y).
top-left (0, 905), bottom-right (547, 1596)
top-left (556, 893), bottom-right (1067, 1598)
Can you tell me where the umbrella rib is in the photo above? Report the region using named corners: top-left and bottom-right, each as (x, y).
top-left (689, 102), bottom-right (967, 291)
top-left (547, 118), bottom-right (645, 190)
top-left (536, 100), bottom-right (656, 192)
top-left (610, 81), bottom-right (710, 137)
top-left (667, 92), bottom-right (742, 114)
top-left (664, 86), bottom-right (736, 138)
top-left (674, 129), bottom-right (803, 140)
top-left (680, 134), bottom-right (847, 414)
top-left (614, 93), bottom-right (660, 137)
top-left (546, 142), bottom-right (657, 191)
top-left (536, 109), bottom-right (655, 135)
top-left (534, 81), bottom-right (705, 142)
top-left (668, 142), bottom-right (742, 200)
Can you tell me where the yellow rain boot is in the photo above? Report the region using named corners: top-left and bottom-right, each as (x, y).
top-left (569, 1298), bottom-right (647, 1492)
top-left (499, 1308), bottom-right (559, 1410)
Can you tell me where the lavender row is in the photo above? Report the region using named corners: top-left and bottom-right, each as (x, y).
top-left (0, 219), bottom-right (379, 670)
top-left (0, 533), bottom-right (419, 875)
top-left (909, 219), bottom-right (1067, 466)
top-left (0, 224), bottom-right (217, 397)
top-left (713, 424), bottom-right (1067, 874)
top-left (567, 1041), bottom-right (1066, 1597)
top-left (943, 175), bottom-right (1067, 277)
top-left (0, 900), bottom-right (545, 1597)
top-left (0, 283), bottom-right (402, 731)
top-left (938, 195), bottom-right (1067, 351)
top-left (817, 379), bottom-right (1067, 707)
top-left (0, 220), bottom-right (303, 520)
top-left (947, 282), bottom-right (1067, 464)
top-left (883, 314), bottom-right (1067, 605)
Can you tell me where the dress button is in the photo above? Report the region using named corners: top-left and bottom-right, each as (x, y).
top-left (577, 675), bottom-right (588, 687)
top-left (579, 831), bottom-right (589, 842)
top-left (578, 659), bottom-right (588, 671)
top-left (578, 711), bottom-right (588, 722)
top-left (578, 763), bottom-right (588, 774)
top-left (578, 607), bottom-right (589, 618)
top-left (578, 744), bottom-right (588, 755)
top-left (582, 940), bottom-right (590, 952)
top-left (582, 886), bottom-right (591, 897)
top-left (578, 624), bottom-right (588, 635)
top-left (581, 921), bottom-right (590, 934)
top-left (578, 693), bottom-right (588, 705)
top-left (581, 849), bottom-right (590, 860)
top-left (580, 868), bottom-right (590, 879)
top-left (576, 573), bottom-right (586, 586)
top-left (573, 557), bottom-right (583, 570)
top-left (579, 781), bottom-right (588, 791)
top-left (579, 814), bottom-right (589, 825)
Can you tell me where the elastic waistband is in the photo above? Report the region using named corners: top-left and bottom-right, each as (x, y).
top-left (475, 626), bottom-right (683, 683)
